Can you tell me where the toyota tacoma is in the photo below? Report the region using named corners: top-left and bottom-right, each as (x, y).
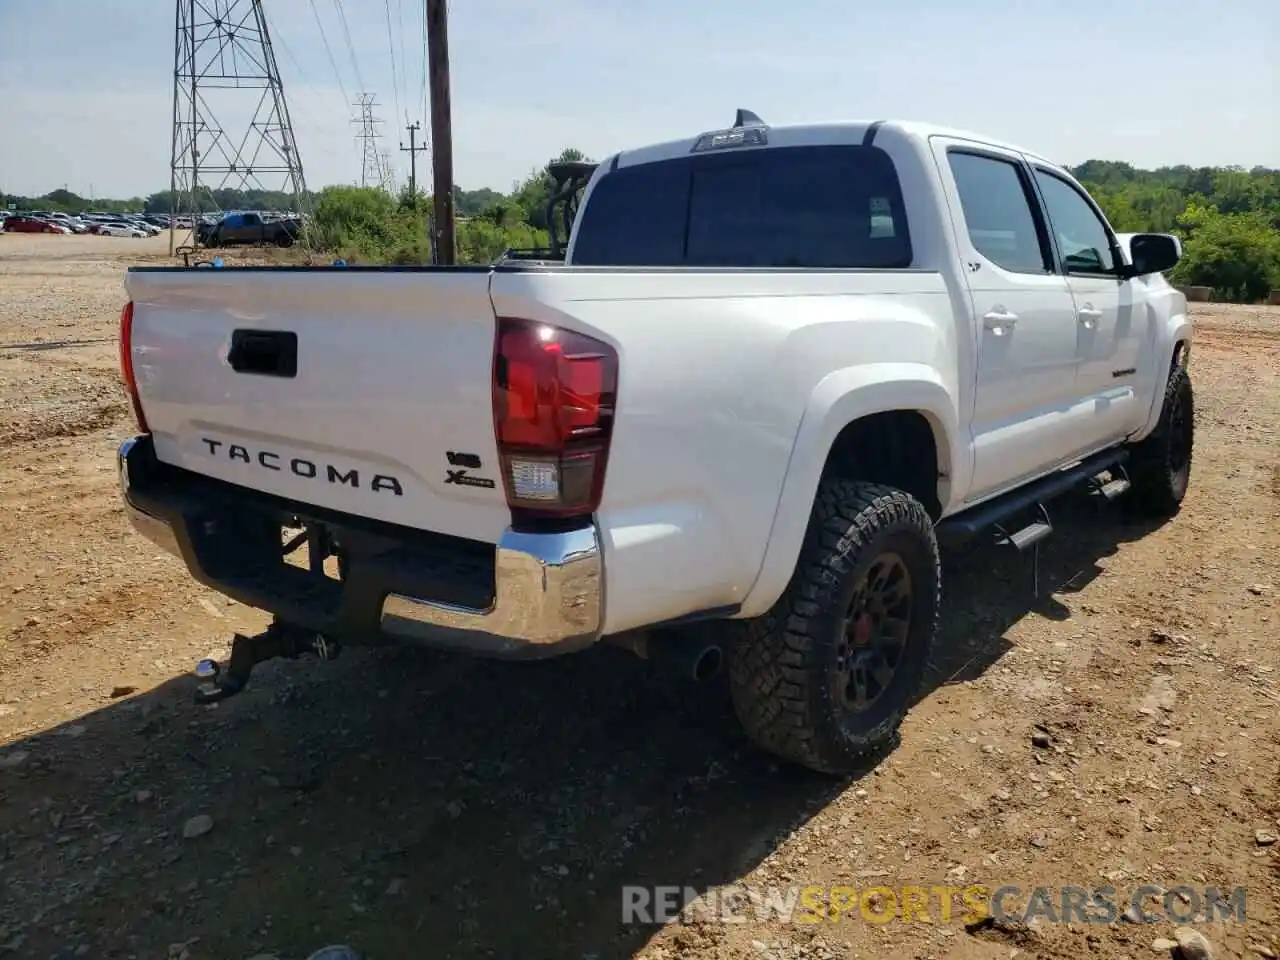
top-left (116, 112), bottom-right (1193, 774)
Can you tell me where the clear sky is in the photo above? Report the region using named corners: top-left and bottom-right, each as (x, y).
top-left (0, 0), bottom-right (1275, 199)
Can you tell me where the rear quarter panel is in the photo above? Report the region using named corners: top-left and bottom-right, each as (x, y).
top-left (491, 267), bottom-right (962, 633)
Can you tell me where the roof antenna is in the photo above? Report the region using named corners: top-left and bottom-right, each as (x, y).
top-left (734, 108), bottom-right (765, 128)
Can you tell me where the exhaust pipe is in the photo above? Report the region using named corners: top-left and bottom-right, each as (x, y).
top-left (607, 629), bottom-right (725, 682)
top-left (690, 643), bottom-right (724, 682)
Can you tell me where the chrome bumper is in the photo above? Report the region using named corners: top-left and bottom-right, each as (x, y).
top-left (117, 436), bottom-right (604, 657)
top-left (379, 526), bottom-right (604, 654)
top-left (118, 436), bottom-right (182, 557)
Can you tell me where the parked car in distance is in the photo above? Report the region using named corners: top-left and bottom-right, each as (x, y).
top-left (4, 216), bottom-right (70, 234)
top-left (22, 211), bottom-right (85, 232)
top-left (99, 222), bottom-right (149, 238)
top-left (34, 212), bottom-right (90, 233)
top-left (197, 211), bottom-right (302, 247)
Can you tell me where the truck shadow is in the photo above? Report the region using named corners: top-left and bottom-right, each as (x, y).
top-left (0, 498), bottom-right (1169, 959)
top-left (923, 494), bottom-right (1166, 694)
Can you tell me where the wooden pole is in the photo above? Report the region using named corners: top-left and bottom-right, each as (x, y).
top-left (426, 0), bottom-right (454, 265)
top-left (399, 121), bottom-right (427, 200)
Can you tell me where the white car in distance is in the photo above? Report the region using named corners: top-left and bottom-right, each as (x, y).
top-left (99, 223), bottom-right (149, 238)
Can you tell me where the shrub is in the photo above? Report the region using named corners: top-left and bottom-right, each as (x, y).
top-left (307, 185), bottom-right (550, 265)
top-left (1170, 203), bottom-right (1280, 303)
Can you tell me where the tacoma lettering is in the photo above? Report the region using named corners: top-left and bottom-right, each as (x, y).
top-left (327, 465), bottom-right (358, 487)
top-left (200, 437), bottom-right (403, 496)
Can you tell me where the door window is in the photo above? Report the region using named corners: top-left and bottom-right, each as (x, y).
top-left (1033, 170), bottom-right (1117, 275)
top-left (946, 151), bottom-right (1050, 275)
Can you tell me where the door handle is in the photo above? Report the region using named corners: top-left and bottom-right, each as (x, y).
top-left (983, 310), bottom-right (1018, 335)
top-left (229, 329), bottom-right (298, 378)
top-left (1078, 305), bottom-right (1102, 329)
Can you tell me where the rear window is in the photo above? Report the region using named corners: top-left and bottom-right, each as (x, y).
top-left (571, 145), bottom-right (913, 269)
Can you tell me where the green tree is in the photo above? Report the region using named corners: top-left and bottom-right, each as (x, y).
top-left (308, 185), bottom-right (419, 258)
top-left (454, 186), bottom-right (505, 217)
top-left (1170, 202), bottom-right (1280, 302)
top-left (456, 219), bottom-right (549, 263)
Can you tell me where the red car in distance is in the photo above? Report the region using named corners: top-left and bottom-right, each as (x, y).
top-left (2, 216), bottom-right (71, 234)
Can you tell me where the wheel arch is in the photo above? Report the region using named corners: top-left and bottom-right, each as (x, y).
top-left (1132, 314), bottom-right (1193, 442)
top-left (738, 364), bottom-right (961, 619)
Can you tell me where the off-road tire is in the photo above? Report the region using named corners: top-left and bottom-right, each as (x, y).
top-left (1126, 363), bottom-right (1194, 517)
top-left (729, 480), bottom-right (940, 776)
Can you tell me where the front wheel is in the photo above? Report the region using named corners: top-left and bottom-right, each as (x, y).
top-left (729, 480), bottom-right (940, 776)
top-left (1126, 363), bottom-right (1194, 517)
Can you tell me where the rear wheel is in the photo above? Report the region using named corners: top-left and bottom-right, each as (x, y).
top-left (1127, 363), bottom-right (1194, 517)
top-left (729, 480), bottom-right (940, 775)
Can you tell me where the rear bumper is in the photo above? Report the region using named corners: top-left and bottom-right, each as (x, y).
top-left (117, 435), bottom-right (604, 658)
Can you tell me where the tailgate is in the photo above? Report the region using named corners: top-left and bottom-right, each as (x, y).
top-left (124, 268), bottom-right (510, 544)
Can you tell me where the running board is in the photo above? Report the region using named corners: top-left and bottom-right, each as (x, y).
top-left (992, 503), bottom-right (1054, 597)
top-left (1091, 464), bottom-right (1131, 502)
top-left (937, 448), bottom-right (1129, 598)
top-left (937, 448), bottom-right (1129, 547)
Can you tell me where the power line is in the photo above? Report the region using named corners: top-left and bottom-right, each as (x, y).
top-left (397, 0), bottom-right (410, 120)
top-left (418, 0), bottom-right (429, 124)
top-left (264, 25), bottom-right (345, 160)
top-left (331, 0), bottom-right (365, 92)
top-left (383, 0), bottom-right (403, 153)
top-left (269, 12), bottom-right (348, 157)
top-left (307, 0), bottom-right (350, 107)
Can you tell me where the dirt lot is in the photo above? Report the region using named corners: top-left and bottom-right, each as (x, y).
top-left (1, 232), bottom-right (1277, 960)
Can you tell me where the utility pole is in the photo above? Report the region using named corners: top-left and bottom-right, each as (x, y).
top-left (400, 121), bottom-right (428, 203)
top-left (426, 0), bottom-right (454, 264)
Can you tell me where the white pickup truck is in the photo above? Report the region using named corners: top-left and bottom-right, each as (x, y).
top-left (117, 113), bottom-right (1193, 775)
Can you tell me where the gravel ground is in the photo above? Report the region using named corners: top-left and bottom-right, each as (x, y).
top-left (0, 233), bottom-right (1277, 960)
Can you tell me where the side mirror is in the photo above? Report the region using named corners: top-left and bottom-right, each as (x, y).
top-left (1120, 233), bottom-right (1181, 278)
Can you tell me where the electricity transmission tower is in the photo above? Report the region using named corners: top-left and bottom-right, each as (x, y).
top-left (352, 94), bottom-right (390, 191)
top-left (381, 150), bottom-right (399, 195)
top-left (170, 0), bottom-right (309, 253)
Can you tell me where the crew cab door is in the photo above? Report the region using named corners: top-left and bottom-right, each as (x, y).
top-left (238, 212), bottom-right (263, 244)
top-left (1027, 165), bottom-right (1149, 447)
top-left (931, 139), bottom-right (1082, 502)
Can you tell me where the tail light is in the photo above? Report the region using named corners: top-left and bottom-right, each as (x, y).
top-left (492, 317), bottom-right (618, 521)
top-left (119, 301), bottom-right (149, 433)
